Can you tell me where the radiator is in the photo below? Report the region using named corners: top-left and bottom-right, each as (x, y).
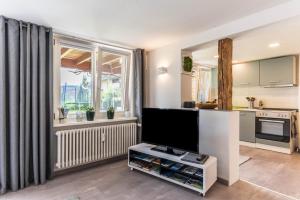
top-left (55, 123), bottom-right (137, 169)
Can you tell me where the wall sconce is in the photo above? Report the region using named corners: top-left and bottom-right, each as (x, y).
top-left (158, 66), bottom-right (168, 74)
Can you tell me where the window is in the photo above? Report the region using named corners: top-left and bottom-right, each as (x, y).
top-left (99, 51), bottom-right (128, 112)
top-left (53, 36), bottom-right (131, 120)
top-left (60, 47), bottom-right (93, 116)
top-left (192, 66), bottom-right (218, 103)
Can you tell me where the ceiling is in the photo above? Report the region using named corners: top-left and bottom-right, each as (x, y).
top-left (0, 0), bottom-right (290, 49)
top-left (192, 15), bottom-right (300, 67)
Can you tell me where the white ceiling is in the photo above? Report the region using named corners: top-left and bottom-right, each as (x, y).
top-left (0, 0), bottom-right (289, 49)
top-left (192, 15), bottom-right (300, 67)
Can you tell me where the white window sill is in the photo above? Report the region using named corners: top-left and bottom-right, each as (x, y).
top-left (53, 117), bottom-right (137, 128)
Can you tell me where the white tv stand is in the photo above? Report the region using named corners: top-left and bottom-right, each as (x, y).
top-left (128, 143), bottom-right (217, 196)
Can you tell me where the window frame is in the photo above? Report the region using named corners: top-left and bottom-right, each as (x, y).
top-left (96, 47), bottom-right (131, 118)
top-left (53, 35), bottom-right (132, 121)
top-left (55, 40), bottom-right (97, 119)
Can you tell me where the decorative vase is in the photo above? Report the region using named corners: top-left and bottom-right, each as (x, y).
top-left (76, 111), bottom-right (84, 122)
top-left (107, 111), bottom-right (114, 119)
top-left (249, 101), bottom-right (254, 109)
top-left (86, 111), bottom-right (95, 121)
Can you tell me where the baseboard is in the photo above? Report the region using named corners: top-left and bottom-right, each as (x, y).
top-left (53, 155), bottom-right (127, 177)
top-left (217, 177), bottom-right (229, 186)
top-left (255, 143), bottom-right (292, 154)
top-left (239, 141), bottom-right (256, 148)
top-left (240, 141), bottom-right (292, 154)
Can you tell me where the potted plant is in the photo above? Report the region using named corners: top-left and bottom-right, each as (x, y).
top-left (107, 106), bottom-right (115, 119)
top-left (86, 106), bottom-right (95, 121)
top-left (246, 97), bottom-right (256, 109)
top-left (183, 56), bottom-right (193, 72)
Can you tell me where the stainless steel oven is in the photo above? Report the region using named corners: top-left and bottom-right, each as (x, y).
top-left (255, 110), bottom-right (296, 143)
top-left (256, 118), bottom-right (290, 142)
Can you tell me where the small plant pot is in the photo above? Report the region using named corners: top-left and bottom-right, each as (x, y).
top-left (107, 111), bottom-right (114, 119)
top-left (86, 111), bottom-right (95, 121)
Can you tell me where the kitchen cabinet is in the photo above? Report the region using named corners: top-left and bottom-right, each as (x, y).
top-left (240, 111), bottom-right (256, 143)
top-left (259, 56), bottom-right (297, 87)
top-left (233, 61), bottom-right (259, 87)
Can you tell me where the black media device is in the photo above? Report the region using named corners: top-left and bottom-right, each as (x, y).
top-left (182, 101), bottom-right (196, 108)
top-left (142, 108), bottom-right (199, 156)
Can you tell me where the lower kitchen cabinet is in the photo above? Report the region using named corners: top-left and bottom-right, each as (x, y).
top-left (240, 111), bottom-right (256, 143)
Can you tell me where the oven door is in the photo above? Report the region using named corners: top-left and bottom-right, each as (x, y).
top-left (255, 117), bottom-right (290, 142)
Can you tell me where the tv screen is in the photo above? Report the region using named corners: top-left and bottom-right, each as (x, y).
top-left (142, 108), bottom-right (199, 153)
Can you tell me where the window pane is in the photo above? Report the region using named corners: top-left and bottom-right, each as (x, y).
top-left (60, 47), bottom-right (93, 115)
top-left (100, 51), bottom-right (126, 112)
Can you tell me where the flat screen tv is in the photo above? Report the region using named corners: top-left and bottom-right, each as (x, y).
top-left (142, 108), bottom-right (199, 155)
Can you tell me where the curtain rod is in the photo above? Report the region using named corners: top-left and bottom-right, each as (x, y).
top-left (54, 31), bottom-right (135, 51)
top-left (3, 17), bottom-right (51, 32)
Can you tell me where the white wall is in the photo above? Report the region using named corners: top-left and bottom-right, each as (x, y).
top-left (233, 86), bottom-right (299, 108)
top-left (199, 110), bottom-right (239, 185)
top-left (146, 44), bottom-right (182, 108)
top-left (146, 1), bottom-right (300, 108)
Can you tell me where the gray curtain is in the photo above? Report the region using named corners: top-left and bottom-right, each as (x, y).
top-left (133, 49), bottom-right (144, 143)
top-left (0, 16), bottom-right (53, 193)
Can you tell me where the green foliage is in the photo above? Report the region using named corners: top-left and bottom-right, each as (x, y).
top-left (183, 56), bottom-right (193, 72)
top-left (101, 80), bottom-right (122, 110)
top-left (107, 106), bottom-right (115, 113)
top-left (61, 73), bottom-right (92, 113)
top-left (63, 102), bottom-right (90, 112)
top-left (86, 106), bottom-right (95, 112)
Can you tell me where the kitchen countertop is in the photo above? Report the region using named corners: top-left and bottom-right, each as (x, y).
top-left (233, 107), bottom-right (298, 112)
top-left (233, 108), bottom-right (258, 112)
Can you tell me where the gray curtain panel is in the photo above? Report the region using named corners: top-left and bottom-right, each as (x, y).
top-left (133, 49), bottom-right (144, 143)
top-left (0, 16), bottom-right (53, 193)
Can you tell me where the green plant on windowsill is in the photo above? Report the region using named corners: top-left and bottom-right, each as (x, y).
top-left (107, 106), bottom-right (115, 119)
top-left (86, 106), bottom-right (95, 121)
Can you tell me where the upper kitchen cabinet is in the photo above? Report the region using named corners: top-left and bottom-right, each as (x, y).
top-left (233, 61), bottom-right (259, 87)
top-left (259, 56), bottom-right (297, 87)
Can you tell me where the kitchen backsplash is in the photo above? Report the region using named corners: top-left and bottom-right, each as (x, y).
top-left (233, 86), bottom-right (299, 108)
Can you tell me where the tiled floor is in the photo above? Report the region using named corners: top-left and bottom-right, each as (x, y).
top-left (1, 157), bottom-right (294, 200)
top-left (240, 145), bottom-right (300, 199)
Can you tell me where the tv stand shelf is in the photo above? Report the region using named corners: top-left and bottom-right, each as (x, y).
top-left (128, 143), bottom-right (217, 196)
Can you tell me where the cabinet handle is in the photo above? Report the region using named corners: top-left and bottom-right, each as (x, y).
top-left (258, 119), bottom-right (285, 124)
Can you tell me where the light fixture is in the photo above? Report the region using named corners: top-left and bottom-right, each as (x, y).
top-left (214, 55), bottom-right (219, 58)
top-left (269, 42), bottom-right (280, 48)
top-left (158, 66), bottom-right (168, 74)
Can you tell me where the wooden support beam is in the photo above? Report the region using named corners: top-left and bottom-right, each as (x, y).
top-left (60, 48), bottom-right (73, 59)
top-left (218, 38), bottom-right (233, 110)
top-left (61, 47), bottom-right (68, 55)
top-left (61, 58), bottom-right (91, 71)
top-left (102, 54), bottom-right (119, 62)
top-left (76, 52), bottom-right (91, 65)
top-left (102, 57), bottom-right (121, 65)
top-left (102, 63), bottom-right (122, 74)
